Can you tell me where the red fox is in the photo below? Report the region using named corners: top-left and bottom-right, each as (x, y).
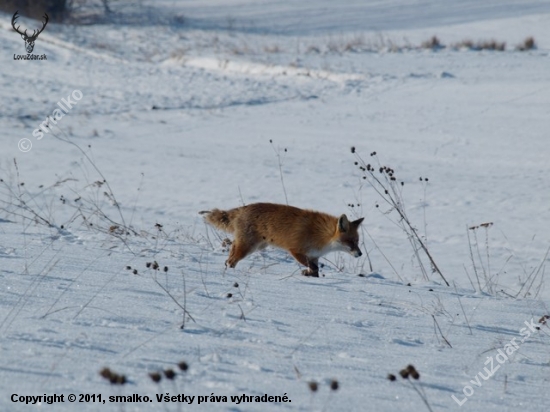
top-left (200, 203), bottom-right (364, 277)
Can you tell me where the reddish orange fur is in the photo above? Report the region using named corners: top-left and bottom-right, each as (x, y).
top-left (202, 203), bottom-right (363, 276)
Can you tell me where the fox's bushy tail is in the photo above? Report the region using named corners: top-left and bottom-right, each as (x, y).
top-left (199, 208), bottom-right (235, 233)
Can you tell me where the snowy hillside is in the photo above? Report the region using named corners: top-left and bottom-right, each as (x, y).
top-left (1, 1), bottom-right (550, 411)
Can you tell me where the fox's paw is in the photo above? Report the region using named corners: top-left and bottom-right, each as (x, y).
top-left (301, 269), bottom-right (319, 278)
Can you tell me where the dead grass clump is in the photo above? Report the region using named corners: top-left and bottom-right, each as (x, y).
top-left (452, 39), bottom-right (474, 50)
top-left (421, 36), bottom-right (443, 50)
top-left (264, 45), bottom-right (281, 53)
top-left (327, 40), bottom-right (342, 54)
top-left (516, 36), bottom-right (536, 51)
top-left (306, 45), bottom-right (321, 54)
top-left (478, 40), bottom-right (506, 51)
top-left (343, 35), bottom-right (366, 52)
top-left (170, 48), bottom-right (189, 59)
top-left (452, 39), bottom-right (505, 51)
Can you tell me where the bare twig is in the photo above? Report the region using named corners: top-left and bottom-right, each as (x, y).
top-left (151, 273), bottom-right (196, 329)
top-left (269, 140), bottom-right (289, 205)
top-left (431, 314), bottom-right (452, 348)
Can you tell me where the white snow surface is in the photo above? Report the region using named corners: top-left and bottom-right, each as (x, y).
top-left (1, 1), bottom-right (550, 411)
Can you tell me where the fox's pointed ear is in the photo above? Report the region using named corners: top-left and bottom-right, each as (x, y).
top-left (352, 217), bottom-right (364, 228)
top-left (338, 214), bottom-right (350, 232)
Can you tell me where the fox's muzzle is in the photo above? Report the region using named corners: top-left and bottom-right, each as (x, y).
top-left (352, 249), bottom-right (362, 258)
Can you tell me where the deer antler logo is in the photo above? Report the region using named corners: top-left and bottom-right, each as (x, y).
top-left (12, 11), bottom-right (49, 54)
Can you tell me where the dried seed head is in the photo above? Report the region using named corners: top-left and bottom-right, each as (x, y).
top-left (227, 293), bottom-right (233, 298)
top-left (164, 369), bottom-right (176, 380)
top-left (133, 269), bottom-right (138, 275)
top-left (233, 282), bottom-right (239, 288)
top-left (308, 381), bottom-right (318, 392)
top-left (387, 374), bottom-right (397, 381)
top-left (351, 146), bottom-right (356, 153)
top-left (149, 372), bottom-right (162, 383)
top-left (100, 367), bottom-right (113, 380)
top-left (146, 262), bottom-right (152, 268)
top-left (126, 266), bottom-right (132, 270)
top-left (399, 369), bottom-right (410, 379)
top-left (163, 266), bottom-right (168, 272)
top-left (406, 365), bottom-right (419, 379)
top-left (178, 361), bottom-right (189, 371)
top-left (330, 379), bottom-right (339, 391)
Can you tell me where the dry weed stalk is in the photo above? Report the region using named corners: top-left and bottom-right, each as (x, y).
top-left (352, 148), bottom-right (449, 286)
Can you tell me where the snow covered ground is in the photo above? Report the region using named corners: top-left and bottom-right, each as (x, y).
top-left (1, 1), bottom-right (550, 411)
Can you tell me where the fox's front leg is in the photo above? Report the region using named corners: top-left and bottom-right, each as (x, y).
top-left (303, 257), bottom-right (319, 277)
top-left (226, 240), bottom-right (253, 269)
top-left (290, 251), bottom-right (319, 277)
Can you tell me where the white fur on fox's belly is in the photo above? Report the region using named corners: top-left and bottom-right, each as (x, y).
top-left (306, 240), bottom-right (349, 258)
top-left (260, 239), bottom-right (348, 258)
